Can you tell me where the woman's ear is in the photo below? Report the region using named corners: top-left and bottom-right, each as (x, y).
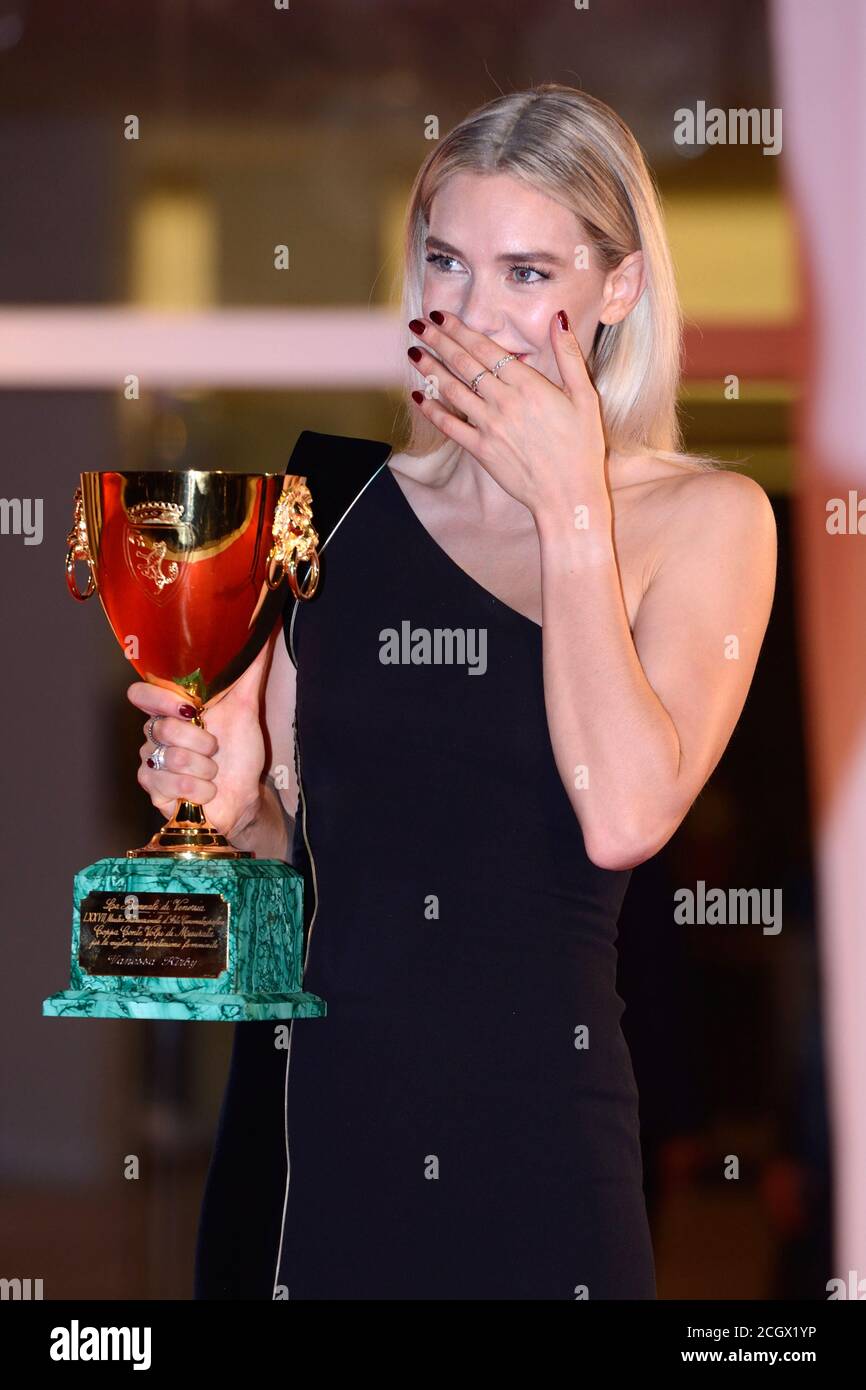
top-left (599, 249), bottom-right (645, 325)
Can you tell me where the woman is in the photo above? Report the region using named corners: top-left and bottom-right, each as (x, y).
top-left (129, 84), bottom-right (776, 1299)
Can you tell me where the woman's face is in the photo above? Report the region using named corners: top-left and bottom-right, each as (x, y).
top-left (421, 171), bottom-right (644, 388)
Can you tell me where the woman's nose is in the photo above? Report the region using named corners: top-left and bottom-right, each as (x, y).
top-left (457, 301), bottom-right (506, 340)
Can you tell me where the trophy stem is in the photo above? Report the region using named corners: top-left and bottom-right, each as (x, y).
top-left (127, 799), bottom-right (253, 859)
top-left (129, 704), bottom-right (252, 859)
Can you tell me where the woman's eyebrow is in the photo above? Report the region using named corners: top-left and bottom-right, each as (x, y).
top-left (425, 235), bottom-right (568, 267)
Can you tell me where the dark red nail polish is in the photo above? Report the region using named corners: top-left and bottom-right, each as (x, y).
top-left (408, 319), bottom-right (426, 333)
top-left (557, 309), bottom-right (569, 331)
top-left (408, 346), bottom-right (422, 361)
top-left (429, 310), bottom-right (445, 325)
top-left (146, 756), bottom-right (155, 768)
top-left (178, 703), bottom-right (197, 718)
top-left (411, 390), bottom-right (424, 404)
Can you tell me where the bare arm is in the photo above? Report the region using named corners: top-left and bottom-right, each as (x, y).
top-left (230, 625), bottom-right (299, 861)
top-left (536, 469), bottom-right (778, 869)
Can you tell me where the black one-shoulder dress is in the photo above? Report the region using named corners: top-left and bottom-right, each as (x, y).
top-left (194, 430), bottom-right (657, 1300)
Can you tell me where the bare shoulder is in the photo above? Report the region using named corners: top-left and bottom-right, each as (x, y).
top-left (612, 452), bottom-right (777, 606)
top-left (657, 466), bottom-right (778, 559)
top-left (616, 447), bottom-right (774, 544)
top-left (633, 462), bottom-right (778, 634)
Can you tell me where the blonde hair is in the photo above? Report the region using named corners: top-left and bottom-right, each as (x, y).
top-left (396, 83), bottom-right (723, 473)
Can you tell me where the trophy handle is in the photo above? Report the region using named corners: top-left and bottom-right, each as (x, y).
top-left (269, 549), bottom-right (321, 600)
top-left (267, 476), bottom-right (320, 601)
top-left (65, 485), bottom-right (96, 601)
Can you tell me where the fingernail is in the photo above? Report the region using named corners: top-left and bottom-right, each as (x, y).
top-left (407, 346), bottom-right (422, 361)
top-left (411, 390), bottom-right (424, 404)
top-left (146, 757), bottom-right (155, 768)
top-left (429, 310), bottom-right (445, 325)
top-left (557, 309), bottom-right (569, 331)
top-left (408, 319), bottom-right (426, 333)
top-left (178, 703), bottom-right (197, 718)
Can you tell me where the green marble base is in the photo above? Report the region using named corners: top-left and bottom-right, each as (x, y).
top-left (43, 855), bottom-right (326, 1023)
top-left (42, 988), bottom-right (324, 1022)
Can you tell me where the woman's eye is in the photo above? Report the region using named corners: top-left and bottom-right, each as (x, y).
top-left (510, 264), bottom-right (550, 284)
top-left (424, 253), bottom-right (550, 284)
top-left (425, 252), bottom-right (460, 273)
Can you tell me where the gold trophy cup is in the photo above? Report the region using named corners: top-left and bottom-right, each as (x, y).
top-left (43, 469), bottom-right (326, 1022)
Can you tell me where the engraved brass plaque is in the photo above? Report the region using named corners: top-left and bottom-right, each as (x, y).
top-left (78, 891), bottom-right (229, 978)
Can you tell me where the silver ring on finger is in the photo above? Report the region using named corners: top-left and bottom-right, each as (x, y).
top-left (492, 353), bottom-right (520, 378)
top-left (149, 743), bottom-right (168, 772)
top-left (469, 368), bottom-right (490, 395)
top-left (145, 714), bottom-right (163, 744)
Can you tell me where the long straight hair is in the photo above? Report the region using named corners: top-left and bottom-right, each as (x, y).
top-left (396, 83), bottom-right (722, 472)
